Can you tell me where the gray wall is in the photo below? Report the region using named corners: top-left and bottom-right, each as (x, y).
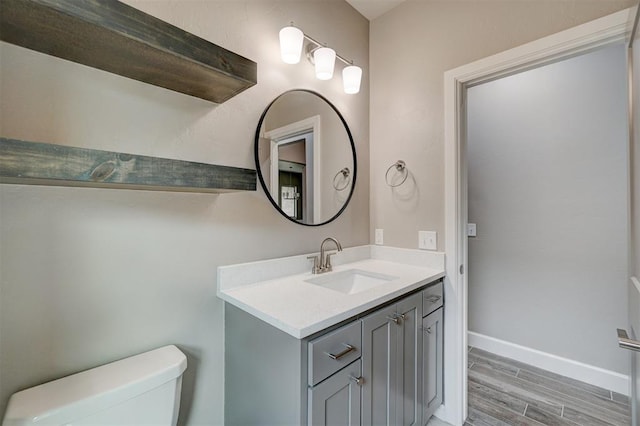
top-left (0, 1), bottom-right (369, 423)
top-left (467, 44), bottom-right (628, 373)
top-left (369, 0), bottom-right (634, 250)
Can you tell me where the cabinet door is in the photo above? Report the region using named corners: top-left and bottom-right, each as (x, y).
top-left (396, 292), bottom-right (423, 426)
top-left (308, 360), bottom-right (362, 426)
top-left (422, 307), bottom-right (443, 424)
top-left (362, 304), bottom-right (398, 425)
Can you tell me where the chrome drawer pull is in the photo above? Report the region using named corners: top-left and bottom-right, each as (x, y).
top-left (425, 295), bottom-right (442, 303)
top-left (327, 344), bottom-right (356, 360)
top-left (617, 329), bottom-right (640, 352)
top-left (350, 375), bottom-right (364, 386)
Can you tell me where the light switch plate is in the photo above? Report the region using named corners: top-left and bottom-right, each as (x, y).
top-left (467, 223), bottom-right (477, 237)
top-left (375, 229), bottom-right (384, 245)
top-left (419, 231), bottom-right (437, 250)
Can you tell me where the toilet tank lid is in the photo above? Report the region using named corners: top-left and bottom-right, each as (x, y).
top-left (3, 345), bottom-right (187, 425)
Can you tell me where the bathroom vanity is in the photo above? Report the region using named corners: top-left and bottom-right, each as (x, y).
top-left (218, 245), bottom-right (445, 426)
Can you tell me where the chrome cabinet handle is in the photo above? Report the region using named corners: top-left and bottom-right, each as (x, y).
top-left (425, 327), bottom-right (432, 334)
top-left (350, 375), bottom-right (364, 386)
top-left (617, 329), bottom-right (640, 352)
top-left (387, 313), bottom-right (405, 324)
top-left (425, 295), bottom-right (442, 303)
top-left (327, 344), bottom-right (356, 360)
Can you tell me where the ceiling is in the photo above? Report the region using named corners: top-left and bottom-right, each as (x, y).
top-left (345, 0), bottom-right (406, 20)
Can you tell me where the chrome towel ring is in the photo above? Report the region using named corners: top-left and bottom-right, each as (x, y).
top-left (333, 167), bottom-right (351, 191)
top-left (385, 160), bottom-right (408, 187)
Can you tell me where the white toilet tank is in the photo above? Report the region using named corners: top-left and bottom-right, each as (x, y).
top-left (2, 345), bottom-right (187, 426)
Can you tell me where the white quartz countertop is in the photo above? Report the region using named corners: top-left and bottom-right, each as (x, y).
top-left (217, 246), bottom-right (445, 339)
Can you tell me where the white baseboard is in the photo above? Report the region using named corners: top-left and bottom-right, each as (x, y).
top-left (468, 331), bottom-right (630, 396)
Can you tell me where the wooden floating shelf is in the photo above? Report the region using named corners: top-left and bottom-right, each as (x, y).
top-left (0, 138), bottom-right (257, 193)
top-left (0, 0), bottom-right (257, 103)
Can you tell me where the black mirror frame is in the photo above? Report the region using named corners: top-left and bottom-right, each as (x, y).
top-left (254, 89), bottom-right (357, 227)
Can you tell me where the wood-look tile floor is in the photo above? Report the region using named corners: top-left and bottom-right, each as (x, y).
top-left (465, 347), bottom-right (632, 426)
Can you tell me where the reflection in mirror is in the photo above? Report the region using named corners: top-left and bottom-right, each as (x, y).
top-left (255, 90), bottom-right (356, 226)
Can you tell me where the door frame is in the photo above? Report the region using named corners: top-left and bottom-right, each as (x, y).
top-left (264, 115), bottom-right (321, 223)
top-left (442, 8), bottom-right (635, 425)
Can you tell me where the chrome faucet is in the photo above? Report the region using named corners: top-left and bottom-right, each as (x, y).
top-left (308, 237), bottom-right (343, 274)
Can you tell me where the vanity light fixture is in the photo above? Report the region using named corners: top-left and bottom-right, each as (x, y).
top-left (279, 26), bottom-right (304, 64)
top-left (342, 65), bottom-right (363, 95)
top-left (279, 23), bottom-right (362, 94)
top-left (314, 46), bottom-right (336, 80)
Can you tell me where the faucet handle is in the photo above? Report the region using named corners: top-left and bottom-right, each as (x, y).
top-left (324, 251), bottom-right (338, 272)
top-left (307, 255), bottom-right (320, 274)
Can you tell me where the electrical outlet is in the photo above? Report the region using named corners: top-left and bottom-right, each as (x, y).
top-left (467, 223), bottom-right (477, 237)
top-left (419, 231), bottom-right (437, 250)
top-left (375, 229), bottom-right (384, 245)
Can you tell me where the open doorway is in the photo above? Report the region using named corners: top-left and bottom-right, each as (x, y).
top-left (442, 8), bottom-right (635, 426)
top-left (264, 118), bottom-right (319, 223)
top-left (465, 42), bottom-right (629, 425)
top-left (273, 133), bottom-right (311, 221)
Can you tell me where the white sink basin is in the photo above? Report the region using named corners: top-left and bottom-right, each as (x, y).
top-left (304, 269), bottom-right (398, 295)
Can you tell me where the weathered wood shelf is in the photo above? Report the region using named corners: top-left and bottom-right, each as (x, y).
top-left (0, 138), bottom-right (257, 193)
top-left (0, 0), bottom-right (257, 103)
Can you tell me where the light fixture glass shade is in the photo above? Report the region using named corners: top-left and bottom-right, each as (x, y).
top-left (314, 47), bottom-right (336, 80)
top-left (342, 65), bottom-right (362, 94)
top-left (279, 26), bottom-right (304, 64)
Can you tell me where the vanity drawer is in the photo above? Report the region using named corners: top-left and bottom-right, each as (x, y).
top-left (423, 281), bottom-right (443, 316)
top-left (308, 320), bottom-right (362, 386)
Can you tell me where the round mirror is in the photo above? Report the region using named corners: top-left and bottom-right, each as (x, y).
top-left (255, 90), bottom-right (356, 226)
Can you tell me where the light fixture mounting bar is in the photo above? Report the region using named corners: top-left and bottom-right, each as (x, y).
top-left (302, 33), bottom-right (353, 65)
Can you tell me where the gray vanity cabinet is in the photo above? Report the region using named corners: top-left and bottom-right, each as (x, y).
top-left (224, 280), bottom-right (444, 426)
top-left (309, 360), bottom-right (362, 426)
top-left (361, 292), bottom-right (423, 426)
top-left (225, 303), bottom-right (308, 426)
top-left (225, 302), bottom-right (363, 426)
top-left (422, 307), bottom-right (443, 423)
